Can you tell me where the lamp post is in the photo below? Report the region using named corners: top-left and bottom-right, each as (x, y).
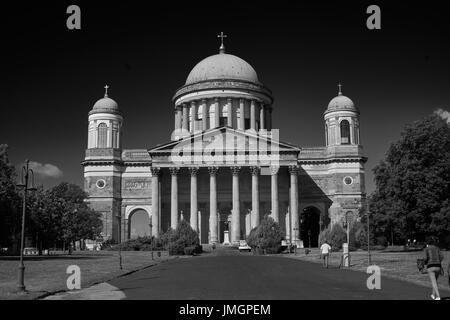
top-left (16, 160), bottom-right (37, 293)
top-left (366, 202), bottom-right (372, 265)
top-left (117, 215), bottom-right (122, 270)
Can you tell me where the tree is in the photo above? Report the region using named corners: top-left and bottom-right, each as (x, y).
top-left (30, 182), bottom-right (102, 252)
top-left (370, 113), bottom-right (450, 246)
top-left (0, 145), bottom-right (21, 251)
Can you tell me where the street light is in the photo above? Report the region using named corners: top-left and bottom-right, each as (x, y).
top-left (16, 159), bottom-right (37, 293)
top-left (117, 215), bottom-right (122, 270)
top-left (366, 202), bottom-right (372, 265)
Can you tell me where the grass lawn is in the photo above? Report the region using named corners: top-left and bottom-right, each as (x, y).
top-left (283, 248), bottom-right (450, 291)
top-left (0, 250), bottom-right (170, 300)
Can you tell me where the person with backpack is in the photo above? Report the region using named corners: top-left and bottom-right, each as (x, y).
top-left (423, 237), bottom-right (444, 300)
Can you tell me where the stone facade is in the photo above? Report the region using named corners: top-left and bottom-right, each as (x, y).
top-left (82, 46), bottom-right (367, 247)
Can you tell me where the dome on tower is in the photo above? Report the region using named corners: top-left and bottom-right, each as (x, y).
top-left (325, 84), bottom-right (358, 113)
top-left (93, 97), bottom-right (118, 110)
top-left (186, 53), bottom-right (259, 85)
top-left (89, 85), bottom-right (122, 116)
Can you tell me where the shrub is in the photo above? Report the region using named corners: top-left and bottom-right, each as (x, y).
top-left (184, 246), bottom-right (196, 255)
top-left (329, 223), bottom-right (346, 251)
top-left (318, 225), bottom-right (331, 246)
top-left (163, 220), bottom-right (201, 255)
top-left (246, 216), bottom-right (284, 253)
top-left (376, 236), bottom-right (388, 247)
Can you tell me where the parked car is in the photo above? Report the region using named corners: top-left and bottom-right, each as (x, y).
top-left (238, 240), bottom-right (251, 252)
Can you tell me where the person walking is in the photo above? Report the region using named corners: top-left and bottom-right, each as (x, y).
top-left (320, 241), bottom-right (332, 268)
top-left (423, 237), bottom-right (444, 300)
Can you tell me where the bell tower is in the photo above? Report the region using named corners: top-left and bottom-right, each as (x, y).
top-left (82, 85), bottom-right (123, 242)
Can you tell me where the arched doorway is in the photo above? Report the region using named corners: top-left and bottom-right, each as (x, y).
top-left (128, 209), bottom-right (151, 239)
top-left (300, 206), bottom-right (321, 248)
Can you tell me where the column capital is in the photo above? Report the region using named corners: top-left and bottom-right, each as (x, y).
top-left (189, 166), bottom-right (199, 176)
top-left (230, 166), bottom-right (241, 176)
top-left (214, 97), bottom-right (220, 102)
top-left (169, 167), bottom-right (180, 175)
top-left (250, 166), bottom-right (260, 176)
top-left (150, 167), bottom-right (161, 176)
top-left (201, 98), bottom-right (207, 104)
top-left (288, 165), bottom-right (299, 175)
top-left (208, 166), bottom-right (219, 175)
top-left (270, 165), bottom-right (280, 175)
top-left (239, 98), bottom-right (245, 103)
top-left (190, 100), bottom-right (197, 107)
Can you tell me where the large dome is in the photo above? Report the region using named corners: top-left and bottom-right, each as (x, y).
top-left (186, 53), bottom-right (259, 85)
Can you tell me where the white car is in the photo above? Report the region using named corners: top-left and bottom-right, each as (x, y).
top-left (238, 240), bottom-right (251, 252)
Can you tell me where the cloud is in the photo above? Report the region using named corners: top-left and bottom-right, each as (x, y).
top-left (28, 161), bottom-right (63, 179)
top-left (435, 108), bottom-right (450, 123)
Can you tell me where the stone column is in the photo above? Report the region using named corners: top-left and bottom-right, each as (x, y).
top-left (201, 99), bottom-right (207, 131)
top-left (227, 98), bottom-right (233, 127)
top-left (191, 101), bottom-right (197, 133)
top-left (151, 167), bottom-right (160, 237)
top-left (170, 167), bottom-right (179, 230)
top-left (250, 100), bottom-right (256, 130)
top-left (176, 107), bottom-right (182, 130)
top-left (174, 107), bottom-right (178, 131)
top-left (250, 166), bottom-right (260, 228)
top-left (189, 167), bottom-right (199, 232)
top-left (271, 166), bottom-right (279, 222)
top-left (197, 211), bottom-right (202, 242)
top-left (231, 166), bottom-right (241, 244)
top-left (260, 103), bottom-right (265, 130)
top-left (239, 99), bottom-right (245, 130)
top-left (289, 165), bottom-right (299, 244)
top-left (208, 166), bottom-right (219, 243)
top-left (182, 103), bottom-right (188, 131)
top-left (214, 98), bottom-right (220, 128)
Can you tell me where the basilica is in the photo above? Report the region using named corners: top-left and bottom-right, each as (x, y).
top-left (81, 37), bottom-right (367, 247)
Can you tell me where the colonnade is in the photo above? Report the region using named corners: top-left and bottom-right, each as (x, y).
top-left (174, 98), bottom-right (272, 133)
top-left (150, 165), bottom-right (300, 245)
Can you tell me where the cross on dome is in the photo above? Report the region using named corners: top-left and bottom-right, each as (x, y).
top-left (338, 83), bottom-right (342, 96)
top-left (104, 85), bottom-right (109, 97)
top-left (217, 32), bottom-right (227, 53)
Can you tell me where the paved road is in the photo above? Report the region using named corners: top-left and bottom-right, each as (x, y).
top-left (108, 248), bottom-right (450, 300)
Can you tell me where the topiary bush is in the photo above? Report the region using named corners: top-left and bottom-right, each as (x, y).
top-left (329, 223), bottom-right (346, 251)
top-left (246, 216), bottom-right (284, 254)
top-left (162, 220), bottom-right (201, 255)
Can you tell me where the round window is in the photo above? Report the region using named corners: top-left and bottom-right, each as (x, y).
top-left (343, 176), bottom-right (353, 185)
top-left (96, 179), bottom-right (106, 189)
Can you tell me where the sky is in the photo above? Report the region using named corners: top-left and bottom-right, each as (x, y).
top-left (1, 1), bottom-right (449, 194)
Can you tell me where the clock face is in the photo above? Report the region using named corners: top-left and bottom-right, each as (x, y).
top-left (96, 179), bottom-right (106, 189)
top-left (344, 176), bottom-right (353, 185)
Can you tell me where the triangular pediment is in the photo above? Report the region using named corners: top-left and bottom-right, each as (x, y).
top-left (148, 126), bottom-right (300, 167)
top-left (149, 126), bottom-right (300, 153)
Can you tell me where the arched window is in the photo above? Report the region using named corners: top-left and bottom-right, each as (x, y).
top-left (340, 120), bottom-right (350, 144)
top-left (97, 123), bottom-right (108, 148)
